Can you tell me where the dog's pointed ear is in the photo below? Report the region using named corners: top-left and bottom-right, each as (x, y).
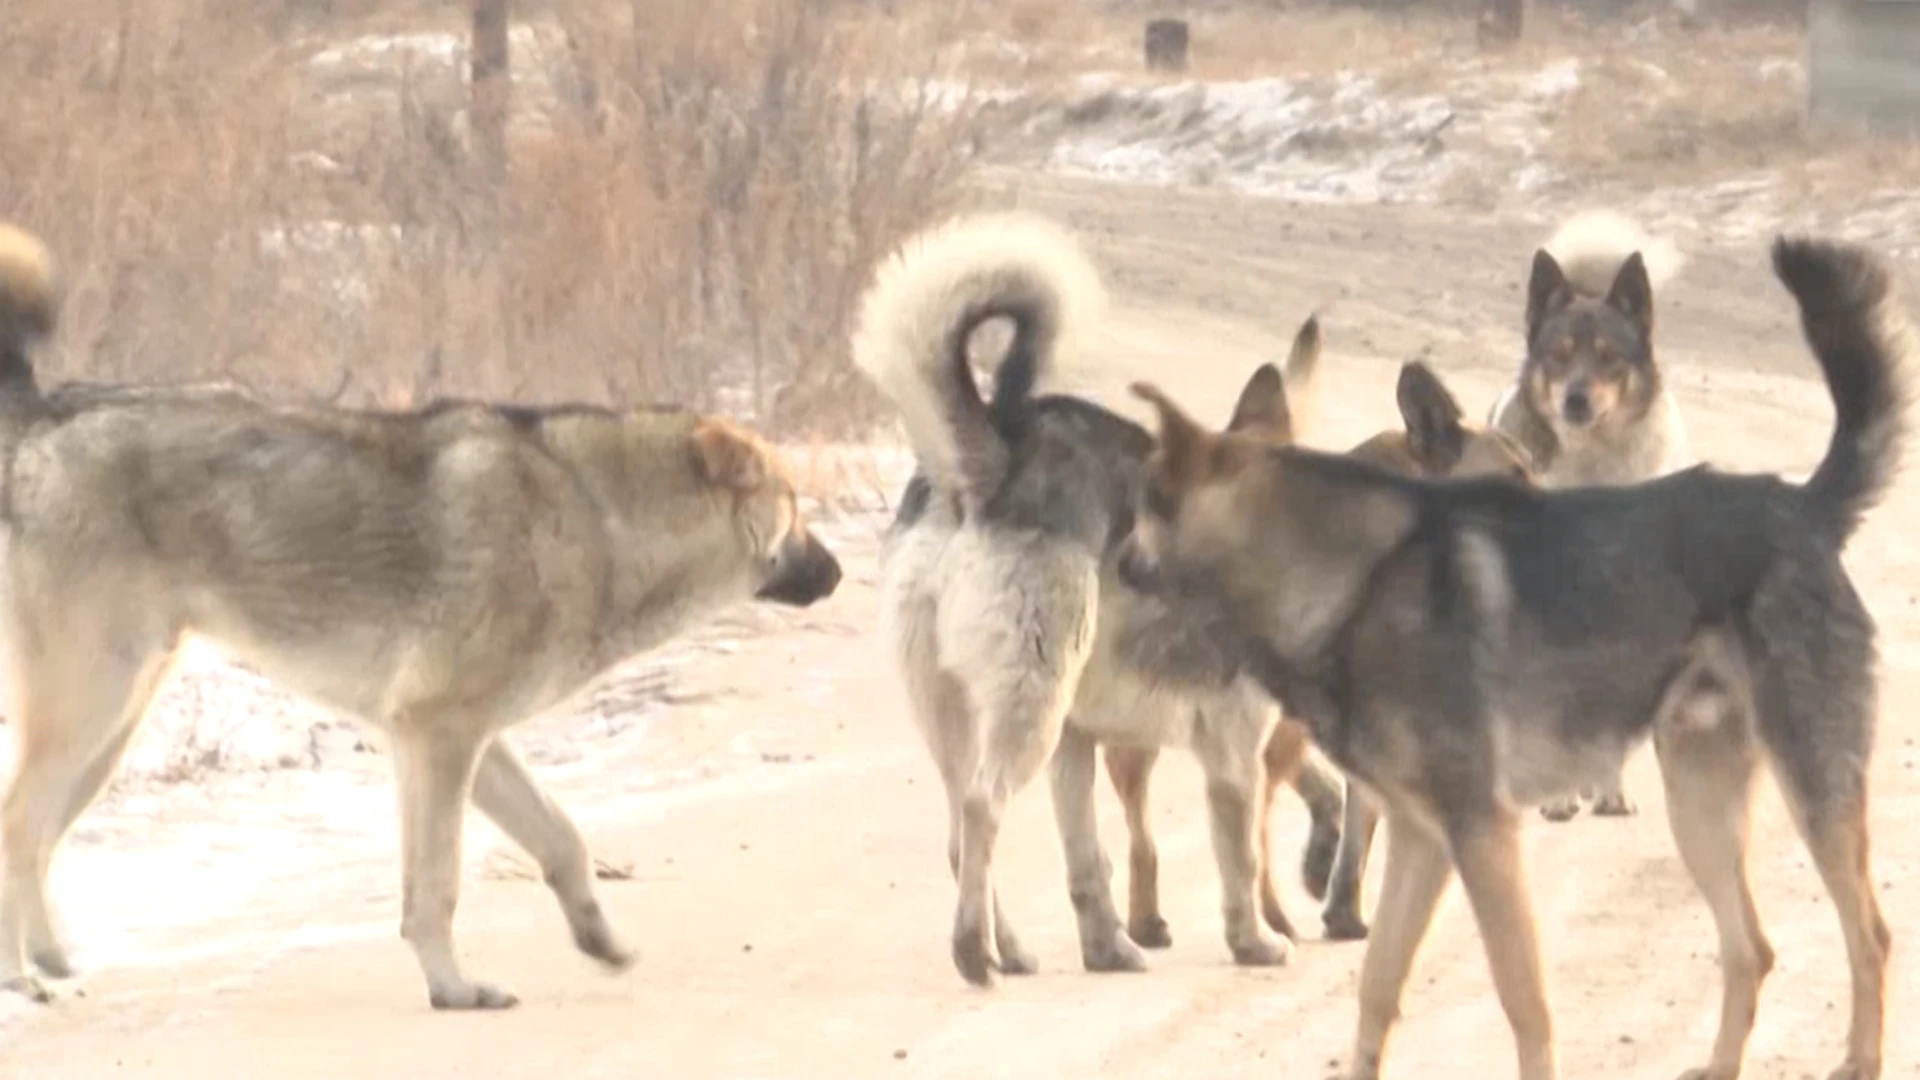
top-left (1605, 251), bottom-right (1654, 338)
top-left (1133, 381), bottom-right (1215, 489)
top-left (691, 419), bottom-right (769, 492)
top-left (1283, 314), bottom-right (1321, 393)
top-left (1525, 249), bottom-right (1575, 345)
top-left (1397, 361), bottom-right (1466, 472)
top-left (1226, 363), bottom-right (1292, 442)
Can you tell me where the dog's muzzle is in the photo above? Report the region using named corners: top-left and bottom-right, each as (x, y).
top-left (756, 532), bottom-right (842, 607)
top-left (1560, 382), bottom-right (1594, 425)
top-left (1116, 538), bottom-right (1163, 595)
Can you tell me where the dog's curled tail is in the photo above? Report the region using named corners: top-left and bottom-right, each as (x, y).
top-left (1775, 235), bottom-right (1914, 543)
top-left (1544, 210), bottom-right (1684, 296)
top-left (852, 211), bottom-right (1102, 511)
top-left (0, 223), bottom-right (56, 396)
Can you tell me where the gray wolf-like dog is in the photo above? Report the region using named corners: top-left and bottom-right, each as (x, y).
top-left (1105, 358), bottom-right (1535, 947)
top-left (1121, 234), bottom-right (1904, 1080)
top-left (0, 222), bottom-right (842, 1010)
top-left (1490, 209), bottom-right (1697, 822)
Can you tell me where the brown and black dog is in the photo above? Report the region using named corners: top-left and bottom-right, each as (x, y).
top-left (1117, 234), bottom-right (1901, 1080)
top-left (1104, 360), bottom-right (1534, 947)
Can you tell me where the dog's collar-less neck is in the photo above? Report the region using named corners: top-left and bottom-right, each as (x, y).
top-left (1233, 509), bottom-right (1426, 755)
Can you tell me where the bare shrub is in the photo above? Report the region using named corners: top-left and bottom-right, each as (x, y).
top-left (0, 0), bottom-right (983, 436)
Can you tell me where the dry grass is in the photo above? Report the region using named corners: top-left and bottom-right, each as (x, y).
top-left (1543, 23), bottom-right (1806, 182)
top-left (0, 0), bottom-right (987, 437)
top-left (1539, 15), bottom-right (1920, 199)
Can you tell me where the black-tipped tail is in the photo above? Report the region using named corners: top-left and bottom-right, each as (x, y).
top-left (851, 213), bottom-right (1101, 512)
top-left (0, 223), bottom-right (56, 396)
top-left (1774, 235), bottom-right (1911, 543)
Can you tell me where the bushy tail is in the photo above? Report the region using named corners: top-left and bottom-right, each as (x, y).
top-left (0, 223), bottom-right (56, 398)
top-left (852, 211), bottom-right (1102, 512)
top-left (1544, 210), bottom-right (1684, 297)
top-left (1773, 235), bottom-right (1914, 543)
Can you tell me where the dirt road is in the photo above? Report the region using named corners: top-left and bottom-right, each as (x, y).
top-left (4, 178), bottom-right (1917, 1079)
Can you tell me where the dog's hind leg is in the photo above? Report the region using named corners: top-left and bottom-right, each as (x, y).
top-left (1654, 680), bottom-right (1772, 1080)
top-left (954, 684), bottom-right (1077, 987)
top-left (1750, 578), bottom-right (1888, 1080)
top-left (1052, 727), bottom-right (1146, 973)
top-left (1345, 811), bottom-right (1452, 1080)
top-left (950, 563), bottom-right (1096, 987)
top-left (1787, 797), bottom-right (1890, 1080)
top-left (1286, 736), bottom-right (1346, 903)
top-left (1450, 809), bottom-right (1556, 1080)
top-left (901, 630), bottom-right (1037, 977)
top-left (470, 738), bottom-right (634, 972)
top-left (1103, 744), bottom-right (1172, 948)
top-left (1194, 703), bottom-right (1293, 963)
top-left (1764, 708), bottom-right (1888, 1080)
top-left (391, 722), bottom-right (515, 1010)
top-left (891, 577), bottom-right (1037, 977)
top-left (1, 620), bottom-right (177, 1000)
top-left (1324, 783), bottom-right (1381, 941)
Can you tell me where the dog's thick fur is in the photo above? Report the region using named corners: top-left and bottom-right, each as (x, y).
top-left (860, 211), bottom-right (1360, 983)
top-left (1122, 234), bottom-right (1904, 1080)
top-left (0, 223), bottom-right (843, 1009)
top-left (1107, 359), bottom-right (1536, 947)
top-left (1490, 210), bottom-right (1697, 821)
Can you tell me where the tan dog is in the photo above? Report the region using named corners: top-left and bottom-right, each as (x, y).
top-left (1105, 359), bottom-right (1535, 947)
top-left (0, 222), bottom-right (843, 1010)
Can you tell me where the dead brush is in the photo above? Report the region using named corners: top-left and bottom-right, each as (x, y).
top-left (0, 0), bottom-right (986, 443)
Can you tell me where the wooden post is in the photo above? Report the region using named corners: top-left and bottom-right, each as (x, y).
top-left (1477, 0), bottom-right (1526, 47)
top-left (1143, 18), bottom-right (1189, 74)
top-left (470, 0), bottom-right (511, 179)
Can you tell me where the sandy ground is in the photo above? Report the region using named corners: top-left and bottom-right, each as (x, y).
top-left (5, 176), bottom-right (1920, 1079)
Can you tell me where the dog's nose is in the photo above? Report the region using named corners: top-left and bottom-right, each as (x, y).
top-left (813, 543), bottom-right (843, 599)
top-left (1116, 545), bottom-right (1161, 594)
top-left (1562, 387), bottom-right (1593, 424)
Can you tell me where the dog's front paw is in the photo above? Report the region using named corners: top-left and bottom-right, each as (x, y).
top-left (427, 980), bottom-right (520, 1011)
top-left (1539, 796), bottom-right (1584, 823)
top-left (1823, 1059), bottom-right (1881, 1080)
top-left (1082, 931), bottom-right (1147, 974)
top-left (996, 940), bottom-right (1039, 976)
top-left (953, 929), bottom-right (999, 988)
top-left (1590, 790), bottom-right (1638, 817)
top-left (1323, 906), bottom-right (1370, 942)
top-left (572, 921), bottom-right (637, 973)
top-left (1128, 913), bottom-right (1173, 950)
top-left (28, 944), bottom-right (73, 980)
top-left (2, 974), bottom-right (54, 1004)
top-left (1229, 933), bottom-right (1293, 967)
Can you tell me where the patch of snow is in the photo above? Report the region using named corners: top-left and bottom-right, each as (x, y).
top-left (1011, 56), bottom-right (1920, 251)
top-left (1758, 57), bottom-right (1802, 83)
top-left (1041, 74), bottom-right (1458, 204)
top-left (1526, 59), bottom-right (1583, 98)
top-left (306, 29), bottom-right (464, 78)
